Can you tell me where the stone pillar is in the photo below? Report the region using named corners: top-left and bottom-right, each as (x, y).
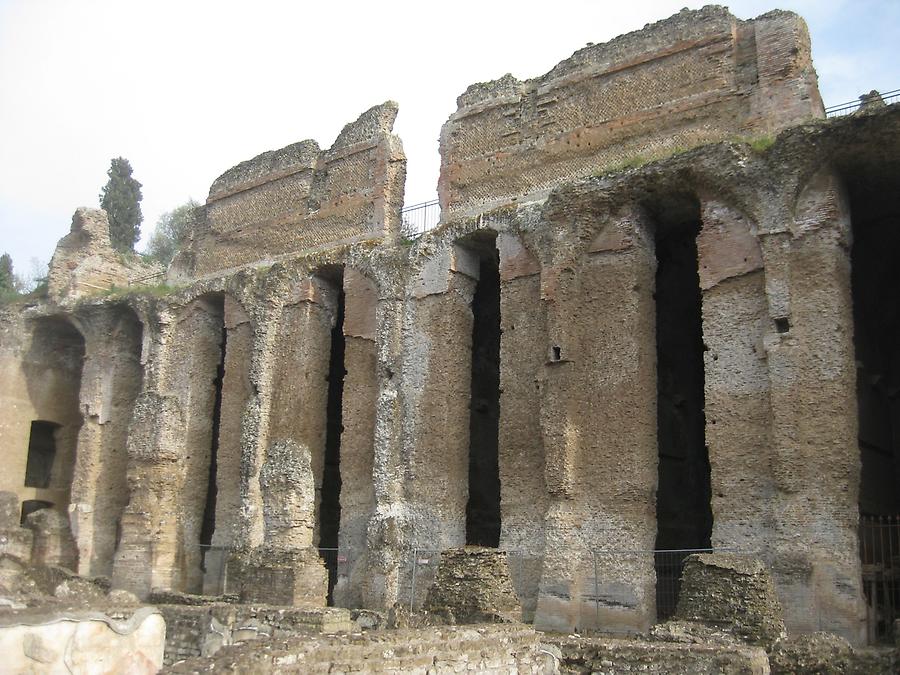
top-left (267, 276), bottom-right (337, 543)
top-left (333, 268), bottom-right (378, 607)
top-left (697, 197), bottom-right (776, 556)
top-left (496, 232), bottom-right (547, 621)
top-left (762, 170), bottom-right (866, 645)
top-left (360, 266), bottom-right (407, 610)
top-left (534, 206), bottom-right (658, 633)
top-left (404, 245), bottom-right (477, 553)
top-left (226, 277), bottom-right (335, 605)
top-left (203, 297), bottom-right (252, 595)
top-left (227, 439), bottom-right (326, 606)
top-left (68, 306), bottom-right (143, 578)
top-left (113, 297), bottom-right (225, 596)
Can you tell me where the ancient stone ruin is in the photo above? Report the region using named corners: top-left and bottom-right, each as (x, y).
top-left (1, 4), bottom-right (899, 671)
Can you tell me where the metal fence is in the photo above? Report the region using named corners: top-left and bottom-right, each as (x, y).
top-left (404, 546), bottom-right (735, 621)
top-left (825, 89), bottom-right (899, 117)
top-left (401, 199), bottom-right (440, 239)
top-left (860, 514), bottom-right (899, 643)
top-left (127, 270), bottom-right (165, 286)
top-left (590, 547), bottom-right (740, 623)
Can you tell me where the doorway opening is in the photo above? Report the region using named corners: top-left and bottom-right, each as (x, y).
top-left (24, 421), bottom-right (60, 489)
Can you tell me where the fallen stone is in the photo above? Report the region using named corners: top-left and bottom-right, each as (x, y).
top-left (424, 547), bottom-right (522, 624)
top-left (674, 553), bottom-right (786, 649)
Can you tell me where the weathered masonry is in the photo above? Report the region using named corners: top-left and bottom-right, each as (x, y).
top-left (1, 5), bottom-right (898, 647)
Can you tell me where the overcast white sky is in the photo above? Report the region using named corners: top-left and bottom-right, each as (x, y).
top-left (0, 0), bottom-right (896, 274)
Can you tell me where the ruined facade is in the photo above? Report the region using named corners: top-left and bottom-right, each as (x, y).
top-left (1, 5), bottom-right (898, 649)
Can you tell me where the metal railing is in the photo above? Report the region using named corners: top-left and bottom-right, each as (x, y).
top-left (825, 89), bottom-right (899, 117)
top-left (401, 199), bottom-right (440, 239)
top-left (128, 270), bottom-right (166, 286)
top-left (860, 514), bottom-right (899, 644)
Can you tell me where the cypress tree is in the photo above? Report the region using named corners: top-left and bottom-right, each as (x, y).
top-left (0, 253), bottom-right (14, 292)
top-left (99, 157), bottom-right (143, 252)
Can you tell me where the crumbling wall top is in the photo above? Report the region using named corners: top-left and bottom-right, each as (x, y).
top-left (439, 5), bottom-right (824, 221)
top-left (47, 208), bottom-right (162, 303)
top-left (208, 140), bottom-right (321, 201)
top-left (183, 101), bottom-right (405, 279)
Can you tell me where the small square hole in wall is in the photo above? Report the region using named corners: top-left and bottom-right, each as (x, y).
top-left (551, 345), bottom-right (562, 362)
top-left (775, 317), bottom-right (790, 334)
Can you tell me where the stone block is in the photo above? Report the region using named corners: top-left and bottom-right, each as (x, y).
top-left (674, 553), bottom-right (786, 649)
top-left (0, 607), bottom-right (165, 674)
top-left (424, 547), bottom-right (522, 623)
top-left (24, 508), bottom-right (78, 570)
top-left (227, 547), bottom-right (327, 607)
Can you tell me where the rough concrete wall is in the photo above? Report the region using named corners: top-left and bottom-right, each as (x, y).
top-left (762, 170), bottom-right (865, 643)
top-left (557, 635), bottom-right (769, 674)
top-left (156, 604), bottom-right (353, 666)
top-left (697, 198), bottom-right (775, 557)
top-left (404, 259), bottom-right (476, 556)
top-left (165, 623), bottom-right (552, 674)
top-left (438, 6), bottom-right (823, 220)
top-left (267, 277), bottom-right (336, 545)
top-left (69, 305), bottom-right (144, 578)
top-left (496, 232), bottom-right (547, 621)
top-left (189, 103), bottom-right (406, 277)
top-left (534, 205), bottom-right (658, 634)
top-left (334, 268), bottom-right (377, 607)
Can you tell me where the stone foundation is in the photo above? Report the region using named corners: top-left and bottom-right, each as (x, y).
top-left (164, 623), bottom-right (552, 674)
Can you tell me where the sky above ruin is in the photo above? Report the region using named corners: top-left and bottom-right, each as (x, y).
top-left (0, 0), bottom-right (896, 278)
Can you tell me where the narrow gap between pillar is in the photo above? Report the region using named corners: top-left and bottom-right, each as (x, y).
top-left (650, 195), bottom-right (712, 621)
top-left (465, 234), bottom-right (501, 548)
top-left (321, 275), bottom-right (346, 605)
top-left (199, 319), bottom-right (227, 571)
